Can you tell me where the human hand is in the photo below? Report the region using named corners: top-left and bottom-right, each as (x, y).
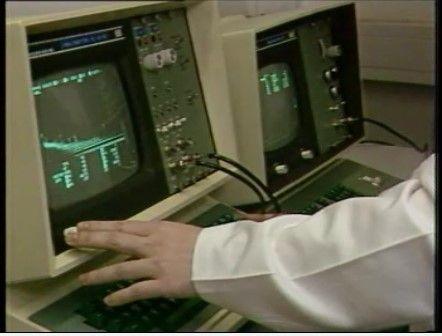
top-left (65, 220), bottom-right (202, 307)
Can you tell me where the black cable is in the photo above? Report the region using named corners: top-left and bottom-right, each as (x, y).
top-left (360, 140), bottom-right (395, 147)
top-left (195, 160), bottom-right (267, 213)
top-left (205, 153), bottom-right (282, 212)
top-left (361, 117), bottom-right (428, 153)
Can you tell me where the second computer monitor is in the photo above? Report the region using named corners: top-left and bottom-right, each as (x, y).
top-left (221, 2), bottom-right (363, 203)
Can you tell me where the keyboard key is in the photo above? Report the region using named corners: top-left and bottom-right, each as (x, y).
top-left (84, 312), bottom-right (107, 329)
top-left (161, 298), bottom-right (207, 331)
top-left (122, 322), bottom-right (150, 332)
top-left (129, 303), bottom-right (144, 314)
top-left (105, 318), bottom-right (124, 332)
top-left (317, 197), bottom-right (334, 205)
top-left (76, 301), bottom-right (97, 316)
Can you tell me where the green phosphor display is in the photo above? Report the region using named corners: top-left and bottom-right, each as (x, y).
top-left (258, 63), bottom-right (300, 152)
top-left (259, 69), bottom-right (291, 96)
top-left (33, 63), bottom-right (139, 210)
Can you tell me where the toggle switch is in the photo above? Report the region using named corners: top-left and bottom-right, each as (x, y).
top-left (143, 52), bottom-right (163, 70)
top-left (160, 48), bottom-right (177, 65)
top-left (274, 164), bottom-right (289, 175)
top-left (323, 66), bottom-right (339, 82)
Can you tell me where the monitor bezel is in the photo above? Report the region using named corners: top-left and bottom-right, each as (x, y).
top-left (29, 19), bottom-right (170, 255)
top-left (255, 4), bottom-right (364, 193)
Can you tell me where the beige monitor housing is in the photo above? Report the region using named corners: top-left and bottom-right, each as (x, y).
top-left (214, 2), bottom-right (364, 206)
top-left (6, 0), bottom-right (238, 283)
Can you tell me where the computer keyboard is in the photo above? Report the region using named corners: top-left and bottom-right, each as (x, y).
top-left (78, 188), bottom-right (375, 333)
top-left (75, 280), bottom-right (207, 332)
top-left (30, 203), bottom-right (241, 332)
top-left (297, 184), bottom-right (363, 215)
top-left (73, 208), bottom-right (242, 332)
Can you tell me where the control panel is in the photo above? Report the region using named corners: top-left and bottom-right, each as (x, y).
top-left (131, 9), bottom-right (216, 193)
top-left (297, 18), bottom-right (356, 154)
top-left (251, 4), bottom-right (363, 193)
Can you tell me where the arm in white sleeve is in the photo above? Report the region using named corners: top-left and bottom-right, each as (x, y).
top-left (192, 155), bottom-right (435, 331)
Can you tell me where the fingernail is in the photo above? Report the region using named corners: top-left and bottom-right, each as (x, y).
top-left (103, 296), bottom-right (115, 306)
top-left (65, 233), bottom-right (78, 245)
top-left (77, 222), bottom-right (89, 230)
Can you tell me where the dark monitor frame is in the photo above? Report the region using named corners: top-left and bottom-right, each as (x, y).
top-left (255, 4), bottom-right (364, 193)
top-left (29, 19), bottom-right (169, 254)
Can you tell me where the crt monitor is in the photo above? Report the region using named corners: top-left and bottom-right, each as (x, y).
top-left (219, 2), bottom-right (363, 204)
top-left (27, 19), bottom-right (175, 255)
top-left (258, 62), bottom-right (300, 153)
top-left (6, 1), bottom-right (237, 283)
top-left (33, 63), bottom-right (140, 210)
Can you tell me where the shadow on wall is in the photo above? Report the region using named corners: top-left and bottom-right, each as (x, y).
top-left (361, 80), bottom-right (435, 152)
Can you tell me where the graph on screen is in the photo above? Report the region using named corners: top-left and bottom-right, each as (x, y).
top-left (33, 63), bottom-right (139, 209)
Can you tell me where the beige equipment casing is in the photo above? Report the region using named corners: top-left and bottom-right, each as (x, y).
top-left (6, 0), bottom-right (244, 331)
top-left (212, 2), bottom-right (364, 206)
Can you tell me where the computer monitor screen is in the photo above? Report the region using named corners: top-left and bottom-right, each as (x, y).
top-left (32, 62), bottom-right (139, 210)
top-left (258, 62), bottom-right (300, 152)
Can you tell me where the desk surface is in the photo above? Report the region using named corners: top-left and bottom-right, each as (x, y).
top-left (338, 143), bottom-right (428, 180)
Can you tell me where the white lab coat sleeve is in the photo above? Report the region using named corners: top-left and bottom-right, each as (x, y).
top-left (191, 154), bottom-right (435, 331)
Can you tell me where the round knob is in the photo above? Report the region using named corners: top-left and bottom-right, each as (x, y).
top-left (181, 155), bottom-right (193, 162)
top-left (168, 162), bottom-right (178, 169)
top-left (274, 164), bottom-right (289, 175)
top-left (176, 139), bottom-right (193, 148)
top-left (326, 45), bottom-right (342, 58)
top-left (323, 67), bottom-right (338, 82)
top-left (143, 52), bottom-right (163, 70)
top-left (329, 86), bottom-right (340, 99)
top-left (160, 48), bottom-right (177, 65)
top-left (301, 149), bottom-right (315, 159)
top-left (165, 146), bottom-right (177, 154)
top-left (372, 176), bottom-right (382, 186)
top-left (176, 139), bottom-right (186, 148)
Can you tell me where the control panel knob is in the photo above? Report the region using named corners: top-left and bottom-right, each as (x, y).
top-left (274, 164), bottom-right (289, 175)
top-left (164, 146), bottom-right (177, 154)
top-left (323, 67), bottom-right (338, 82)
top-left (300, 149), bottom-right (315, 160)
top-left (360, 175), bottom-right (383, 187)
top-left (176, 139), bottom-right (186, 148)
top-left (329, 85), bottom-right (340, 99)
top-left (326, 45), bottom-right (342, 58)
top-left (168, 162), bottom-right (178, 169)
top-left (176, 139), bottom-right (193, 148)
top-left (143, 52), bottom-right (163, 70)
top-left (319, 39), bottom-right (342, 58)
top-left (160, 48), bottom-right (177, 65)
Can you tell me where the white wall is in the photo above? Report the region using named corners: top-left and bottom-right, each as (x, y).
top-left (362, 81), bottom-right (434, 151)
top-left (217, 0), bottom-right (435, 22)
top-left (6, 1), bottom-right (117, 18)
top-left (7, 0), bottom-right (435, 21)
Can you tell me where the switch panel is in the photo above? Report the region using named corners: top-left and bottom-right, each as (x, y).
top-left (297, 19), bottom-right (351, 154)
top-left (131, 9), bottom-right (216, 193)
